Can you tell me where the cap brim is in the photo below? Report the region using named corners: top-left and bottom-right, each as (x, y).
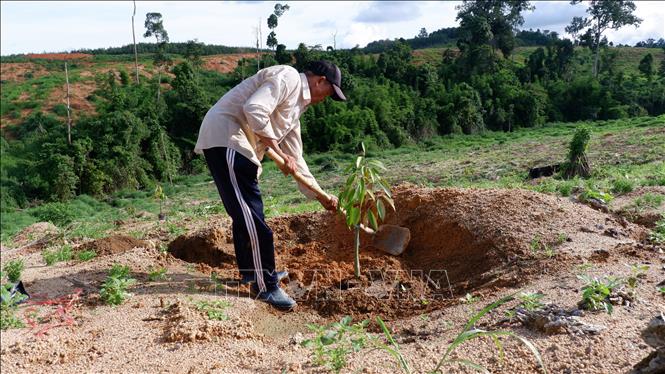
top-left (331, 84), bottom-right (346, 101)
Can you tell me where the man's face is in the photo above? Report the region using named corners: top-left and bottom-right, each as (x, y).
top-left (308, 75), bottom-right (334, 105)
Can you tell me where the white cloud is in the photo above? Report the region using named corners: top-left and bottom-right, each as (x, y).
top-left (354, 1), bottom-right (421, 24)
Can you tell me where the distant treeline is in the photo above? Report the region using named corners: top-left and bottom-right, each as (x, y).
top-left (72, 42), bottom-right (256, 56)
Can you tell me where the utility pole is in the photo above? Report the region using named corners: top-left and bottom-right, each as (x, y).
top-left (132, 0), bottom-right (140, 84)
top-left (65, 62), bottom-right (72, 145)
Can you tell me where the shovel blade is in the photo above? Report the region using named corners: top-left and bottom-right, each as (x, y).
top-left (371, 225), bottom-right (411, 256)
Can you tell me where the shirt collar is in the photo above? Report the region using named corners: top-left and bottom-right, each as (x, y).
top-left (300, 73), bottom-right (311, 106)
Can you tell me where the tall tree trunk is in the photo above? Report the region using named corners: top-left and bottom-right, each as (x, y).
top-left (592, 25), bottom-right (601, 78)
top-left (132, 0), bottom-right (140, 84)
top-left (156, 68), bottom-right (161, 100)
top-left (65, 62), bottom-right (72, 145)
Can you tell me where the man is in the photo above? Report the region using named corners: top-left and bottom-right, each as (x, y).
top-left (194, 60), bottom-right (344, 310)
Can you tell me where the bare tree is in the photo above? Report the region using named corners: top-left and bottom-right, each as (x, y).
top-left (65, 62), bottom-right (72, 145)
top-left (132, 0), bottom-right (140, 84)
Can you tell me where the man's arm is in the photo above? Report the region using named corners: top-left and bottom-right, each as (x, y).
top-left (279, 124), bottom-right (337, 211)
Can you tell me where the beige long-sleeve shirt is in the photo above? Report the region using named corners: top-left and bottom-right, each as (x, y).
top-left (194, 65), bottom-right (322, 199)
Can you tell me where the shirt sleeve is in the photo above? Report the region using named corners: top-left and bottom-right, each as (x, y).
top-left (242, 75), bottom-right (290, 140)
top-left (279, 123), bottom-right (322, 200)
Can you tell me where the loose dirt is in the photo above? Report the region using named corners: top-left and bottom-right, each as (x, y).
top-left (25, 53), bottom-right (93, 61)
top-left (1, 185), bottom-right (662, 373)
top-left (611, 186), bottom-right (665, 228)
top-left (168, 184), bottom-right (646, 320)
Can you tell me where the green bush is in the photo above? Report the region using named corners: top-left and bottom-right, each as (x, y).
top-left (31, 202), bottom-right (75, 226)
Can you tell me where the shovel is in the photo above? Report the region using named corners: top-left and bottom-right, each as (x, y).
top-left (263, 147), bottom-right (411, 256)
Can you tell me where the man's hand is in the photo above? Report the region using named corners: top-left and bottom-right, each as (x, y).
top-left (279, 154), bottom-right (298, 176)
top-left (318, 195), bottom-right (338, 212)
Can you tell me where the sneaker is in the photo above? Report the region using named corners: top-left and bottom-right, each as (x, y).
top-left (251, 284), bottom-right (296, 310)
top-left (240, 270), bottom-right (288, 285)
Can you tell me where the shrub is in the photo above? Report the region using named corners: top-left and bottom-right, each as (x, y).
top-left (31, 202), bottom-right (75, 227)
top-left (562, 126), bottom-right (591, 179)
top-left (42, 245), bottom-right (73, 266)
top-left (2, 259), bottom-right (25, 283)
top-left (100, 264), bottom-right (135, 305)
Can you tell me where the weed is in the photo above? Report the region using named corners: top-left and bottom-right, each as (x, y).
top-left (166, 223), bottom-right (185, 237)
top-left (611, 178), bottom-right (634, 194)
top-left (626, 264), bottom-right (649, 290)
top-left (3, 259), bottom-right (25, 283)
top-left (530, 236), bottom-right (541, 253)
top-left (658, 287), bottom-right (665, 294)
top-left (556, 233), bottom-right (569, 245)
top-left (100, 264), bottom-right (136, 305)
top-left (579, 187), bottom-right (613, 204)
top-left (517, 291), bottom-right (546, 311)
top-left (147, 267), bottom-right (168, 281)
top-left (578, 275), bottom-right (623, 314)
top-left (77, 250), bottom-right (97, 262)
top-left (460, 293), bottom-right (479, 304)
top-left (375, 317), bottom-right (411, 373)
top-left (649, 216), bottom-right (665, 244)
top-left (302, 316), bottom-right (370, 373)
top-left (42, 245), bottom-right (73, 266)
top-left (1, 283), bottom-right (27, 330)
top-left (632, 193), bottom-right (665, 210)
top-left (577, 262), bottom-right (594, 272)
top-left (193, 299), bottom-right (231, 320)
top-left (431, 295), bottom-right (547, 373)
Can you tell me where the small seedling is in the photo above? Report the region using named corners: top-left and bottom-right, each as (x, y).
top-left (42, 245), bottom-right (73, 266)
top-left (147, 267), bottom-right (168, 281)
top-left (658, 287), bottom-right (665, 294)
top-left (626, 264), bottom-right (649, 290)
top-left (337, 142), bottom-right (395, 278)
top-left (556, 233), bottom-right (568, 245)
top-left (530, 236), bottom-right (542, 253)
top-left (577, 262), bottom-right (594, 272)
top-left (578, 275), bottom-right (623, 314)
top-left (194, 299), bottom-right (231, 321)
top-left (3, 259), bottom-right (25, 283)
top-left (154, 184), bottom-right (168, 220)
top-left (649, 217), bottom-right (665, 244)
top-left (375, 317), bottom-right (411, 373)
top-left (77, 250), bottom-right (97, 262)
top-left (302, 316), bottom-right (370, 373)
top-left (100, 264), bottom-right (136, 306)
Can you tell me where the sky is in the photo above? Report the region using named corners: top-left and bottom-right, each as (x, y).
top-left (1, 1), bottom-right (663, 55)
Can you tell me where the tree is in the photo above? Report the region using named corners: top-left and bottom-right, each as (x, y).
top-left (184, 39), bottom-right (204, 68)
top-left (565, 1), bottom-right (642, 78)
top-left (456, 0), bottom-right (534, 60)
top-left (131, 0), bottom-right (140, 84)
top-left (266, 3), bottom-right (290, 51)
top-left (638, 53), bottom-right (654, 80)
top-left (417, 27), bottom-right (428, 39)
top-left (143, 12), bottom-right (170, 100)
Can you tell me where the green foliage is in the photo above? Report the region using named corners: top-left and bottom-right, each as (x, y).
top-left (650, 216), bottom-right (665, 244)
top-left (100, 264), bottom-right (136, 305)
top-left (432, 295), bottom-right (547, 374)
top-left (375, 317), bottom-right (411, 373)
top-left (578, 275), bottom-right (622, 314)
top-left (611, 177), bottom-right (634, 194)
top-left (1, 283), bottom-right (27, 330)
top-left (301, 316), bottom-right (370, 373)
top-left (147, 267), bottom-right (168, 281)
top-left (42, 245), bottom-right (73, 266)
top-left (516, 291), bottom-right (546, 311)
top-left (562, 126), bottom-right (591, 179)
top-left (337, 143), bottom-right (395, 277)
top-left (31, 202), bottom-right (76, 226)
top-left (626, 264), bottom-right (649, 290)
top-left (193, 299), bottom-right (231, 321)
top-left (579, 186), bottom-right (613, 204)
top-left (77, 250), bottom-right (97, 262)
top-left (2, 259), bottom-right (25, 283)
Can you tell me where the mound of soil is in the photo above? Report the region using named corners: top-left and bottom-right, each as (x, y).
top-left (161, 301), bottom-right (255, 343)
top-left (169, 185), bottom-right (643, 320)
top-left (79, 235), bottom-right (149, 256)
top-left (6, 222), bottom-right (59, 252)
top-left (611, 186), bottom-right (665, 228)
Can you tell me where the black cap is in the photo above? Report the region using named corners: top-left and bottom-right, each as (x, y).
top-left (306, 60), bottom-right (346, 101)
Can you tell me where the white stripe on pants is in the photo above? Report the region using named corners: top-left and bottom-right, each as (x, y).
top-left (226, 148), bottom-right (267, 292)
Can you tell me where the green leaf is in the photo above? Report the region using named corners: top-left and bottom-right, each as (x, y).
top-left (377, 199), bottom-right (386, 221)
top-left (360, 142), bottom-right (366, 155)
top-left (355, 156), bottom-right (362, 169)
top-left (349, 207), bottom-right (360, 226)
top-left (368, 210), bottom-right (378, 231)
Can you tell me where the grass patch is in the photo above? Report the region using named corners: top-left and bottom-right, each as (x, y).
top-left (42, 245), bottom-right (73, 266)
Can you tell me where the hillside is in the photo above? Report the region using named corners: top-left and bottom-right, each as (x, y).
top-left (1, 46), bottom-right (661, 130)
